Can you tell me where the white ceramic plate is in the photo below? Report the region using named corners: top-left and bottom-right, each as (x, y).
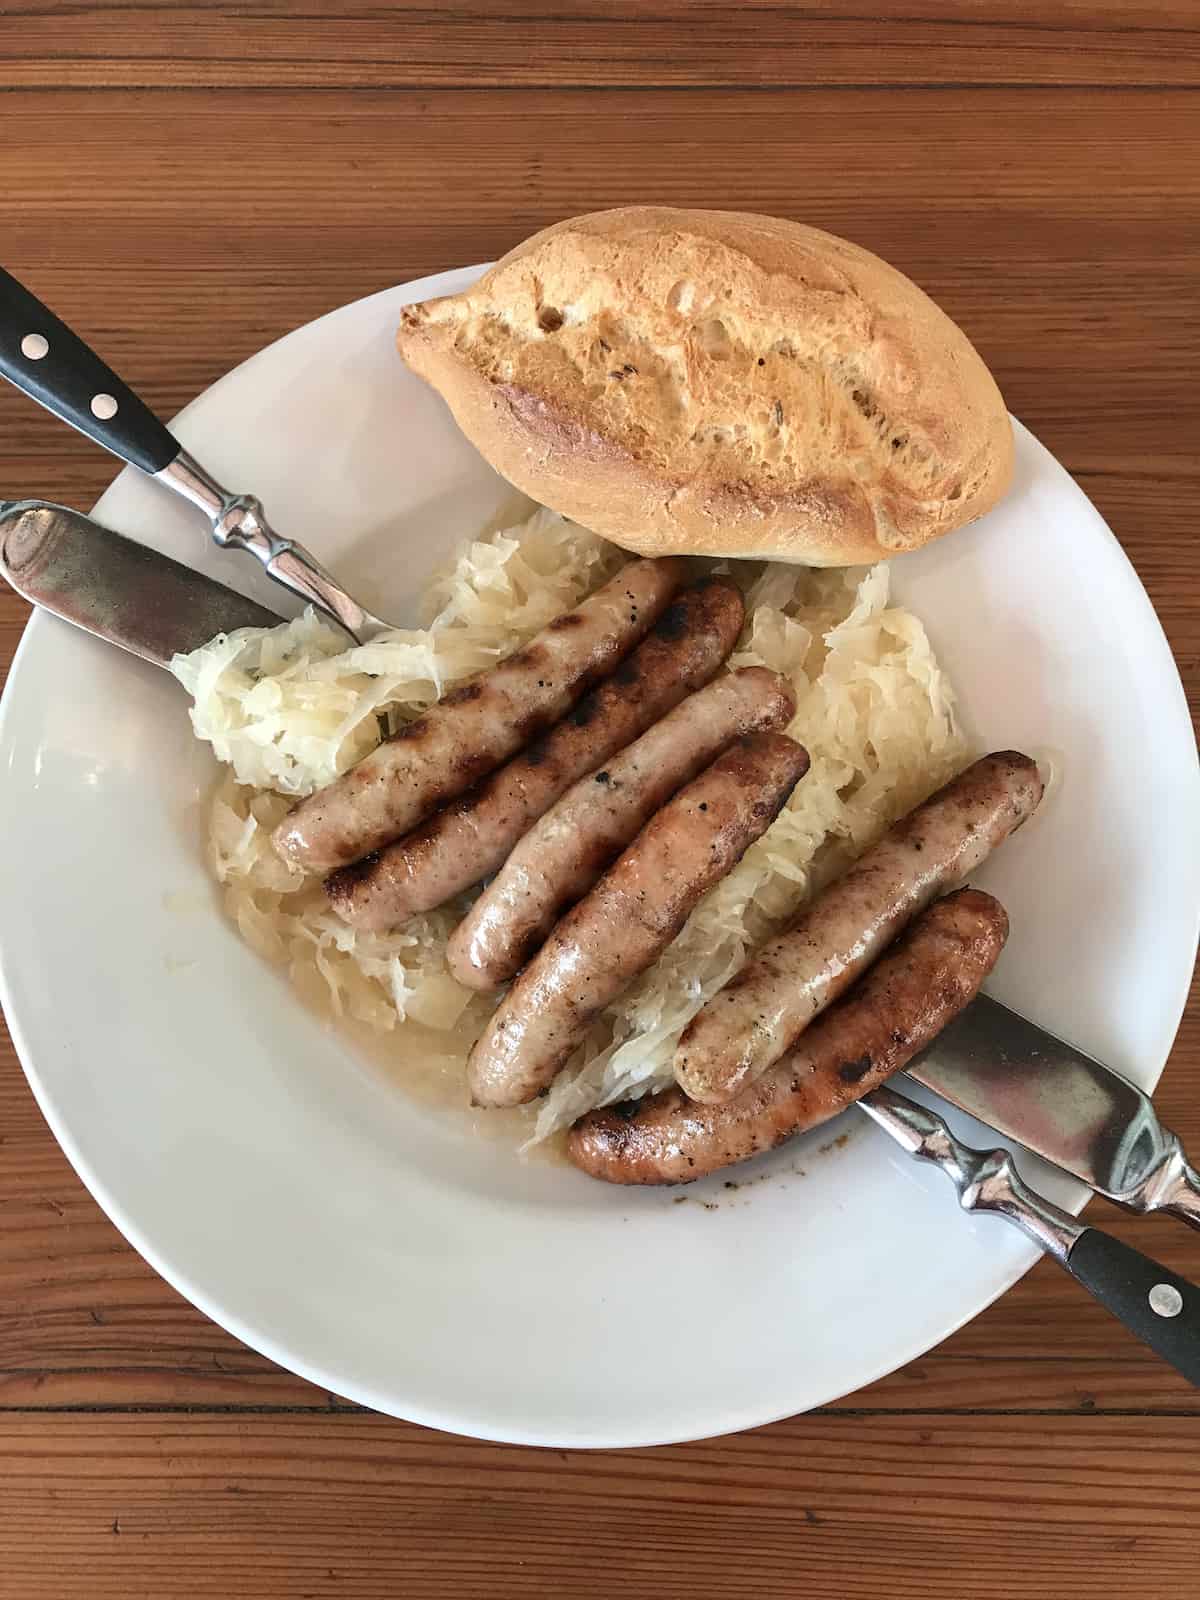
top-left (2, 269), bottom-right (1197, 1448)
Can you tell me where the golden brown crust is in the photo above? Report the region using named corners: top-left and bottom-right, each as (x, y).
top-left (397, 207), bottom-right (1014, 566)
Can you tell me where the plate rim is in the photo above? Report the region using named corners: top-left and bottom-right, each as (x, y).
top-left (1, 270), bottom-right (1197, 1447)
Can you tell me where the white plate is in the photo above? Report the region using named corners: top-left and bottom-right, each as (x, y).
top-left (1, 269), bottom-right (1197, 1448)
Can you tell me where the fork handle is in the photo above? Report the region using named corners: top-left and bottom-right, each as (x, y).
top-left (0, 266), bottom-right (179, 474)
top-left (0, 267), bottom-right (390, 642)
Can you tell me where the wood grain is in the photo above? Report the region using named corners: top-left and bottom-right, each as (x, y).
top-left (4, 1), bottom-right (1200, 88)
top-left (1, 10), bottom-right (1198, 1596)
top-left (3, 1415), bottom-right (1200, 1599)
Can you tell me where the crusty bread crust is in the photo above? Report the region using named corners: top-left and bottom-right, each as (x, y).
top-left (396, 207), bottom-right (1013, 565)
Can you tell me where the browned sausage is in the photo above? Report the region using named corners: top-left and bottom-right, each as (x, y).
top-left (325, 578), bottom-right (745, 931)
top-left (447, 666), bottom-right (797, 991)
top-left (568, 887), bottom-right (1008, 1185)
top-left (467, 733), bottom-right (811, 1109)
top-left (271, 557), bottom-right (685, 875)
top-left (674, 752), bottom-right (1042, 1105)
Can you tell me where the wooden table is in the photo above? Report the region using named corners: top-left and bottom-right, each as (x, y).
top-left (2, 6), bottom-right (1198, 1595)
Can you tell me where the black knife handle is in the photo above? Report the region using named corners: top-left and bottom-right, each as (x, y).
top-left (0, 266), bottom-right (179, 475)
top-left (1067, 1230), bottom-right (1200, 1386)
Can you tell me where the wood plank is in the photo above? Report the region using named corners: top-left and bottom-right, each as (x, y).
top-left (0, 89), bottom-right (1197, 497)
top-left (3, 1), bottom-right (1199, 89)
top-left (3, 1333), bottom-right (1198, 1416)
top-left (1, 1413), bottom-right (1199, 1599)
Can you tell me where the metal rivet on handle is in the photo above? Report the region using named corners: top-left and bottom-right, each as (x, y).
top-left (1149, 1283), bottom-right (1184, 1318)
top-left (90, 393), bottom-right (118, 420)
top-left (20, 333), bottom-right (49, 360)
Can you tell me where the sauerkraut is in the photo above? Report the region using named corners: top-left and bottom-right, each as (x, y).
top-left (172, 507), bottom-right (967, 1145)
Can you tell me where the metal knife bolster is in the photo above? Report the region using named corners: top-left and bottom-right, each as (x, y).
top-left (0, 499), bottom-right (283, 667)
top-left (907, 992), bottom-right (1200, 1229)
top-left (1138, 1145), bottom-right (1200, 1227)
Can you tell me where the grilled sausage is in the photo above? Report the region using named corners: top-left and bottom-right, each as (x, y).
top-left (568, 888), bottom-right (1008, 1185)
top-left (325, 578), bottom-right (745, 931)
top-left (674, 751), bottom-right (1042, 1105)
top-left (272, 556), bottom-right (685, 875)
top-left (467, 733), bottom-right (811, 1109)
top-left (447, 666), bottom-right (798, 991)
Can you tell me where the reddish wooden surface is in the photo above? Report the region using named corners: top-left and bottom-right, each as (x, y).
top-left (1, 7), bottom-right (1197, 1595)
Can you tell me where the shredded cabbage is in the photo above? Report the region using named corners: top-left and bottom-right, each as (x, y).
top-left (171, 508), bottom-right (622, 796)
top-left (171, 508), bottom-right (967, 1146)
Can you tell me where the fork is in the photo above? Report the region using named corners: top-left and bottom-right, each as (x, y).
top-left (0, 266), bottom-right (392, 641)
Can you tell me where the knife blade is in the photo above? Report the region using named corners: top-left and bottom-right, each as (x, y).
top-left (0, 497), bottom-right (283, 665)
top-left (907, 992), bottom-right (1200, 1230)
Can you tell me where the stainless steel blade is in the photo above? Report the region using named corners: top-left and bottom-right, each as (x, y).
top-left (907, 992), bottom-right (1200, 1227)
top-left (0, 498), bottom-right (282, 666)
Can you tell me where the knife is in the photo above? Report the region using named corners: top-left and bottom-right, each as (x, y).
top-left (8, 497), bottom-right (1199, 1247)
top-left (0, 497), bottom-right (283, 664)
top-left (8, 501), bottom-right (1200, 1383)
top-left (906, 993), bottom-right (1200, 1231)
top-left (0, 266), bottom-right (391, 641)
top-left (862, 1085), bottom-right (1200, 1387)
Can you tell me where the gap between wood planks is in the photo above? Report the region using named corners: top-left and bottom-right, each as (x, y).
top-left (0, 81), bottom-right (1199, 94)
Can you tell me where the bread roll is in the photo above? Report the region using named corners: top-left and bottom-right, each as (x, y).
top-left (396, 206), bottom-right (1013, 566)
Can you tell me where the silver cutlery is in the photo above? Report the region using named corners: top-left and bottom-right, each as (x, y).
top-left (862, 1085), bottom-right (1200, 1385)
top-left (0, 266), bottom-right (391, 641)
top-left (7, 495), bottom-right (1199, 1387)
top-left (0, 498), bottom-right (281, 665)
top-left (908, 993), bottom-right (1200, 1231)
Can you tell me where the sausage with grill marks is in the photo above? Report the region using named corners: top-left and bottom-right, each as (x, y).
top-left (568, 888), bottom-right (1008, 1185)
top-left (673, 751), bottom-right (1042, 1105)
top-left (271, 556), bottom-right (685, 875)
top-left (325, 577), bottom-right (745, 931)
top-left (447, 666), bottom-right (797, 991)
top-left (467, 732), bottom-right (811, 1109)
